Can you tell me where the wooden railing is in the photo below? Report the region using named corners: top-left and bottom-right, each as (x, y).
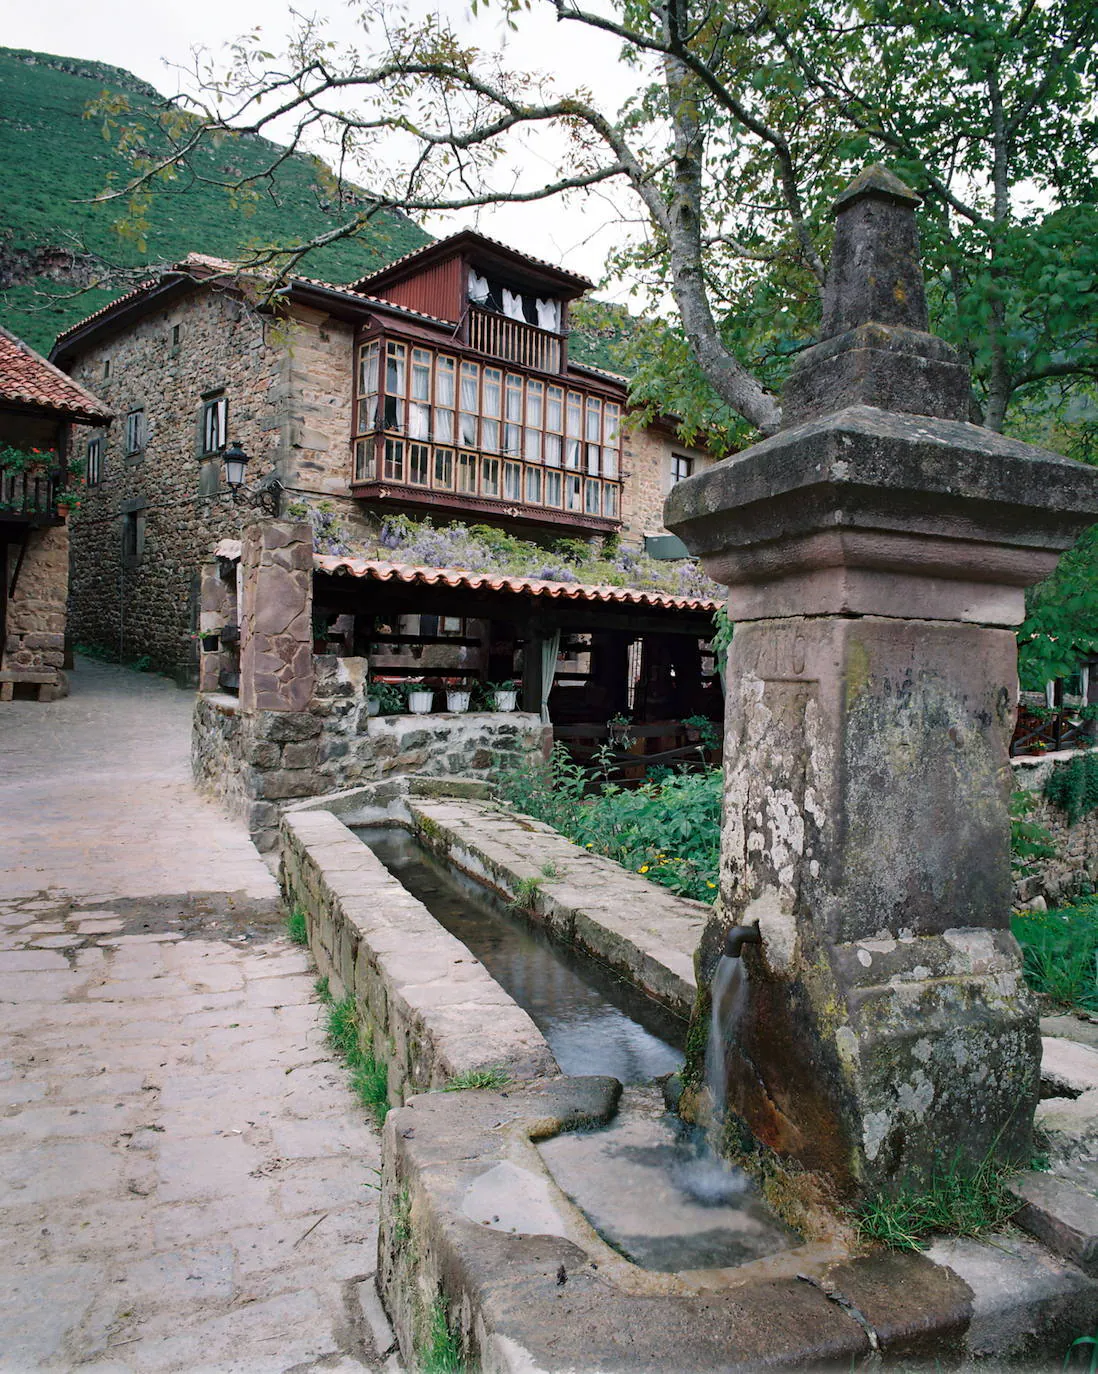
top-left (0, 467), bottom-right (59, 520)
top-left (468, 306), bottom-right (562, 373)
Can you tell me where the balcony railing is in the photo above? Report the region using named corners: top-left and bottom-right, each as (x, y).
top-left (468, 306), bottom-right (562, 373)
top-left (0, 467), bottom-right (60, 520)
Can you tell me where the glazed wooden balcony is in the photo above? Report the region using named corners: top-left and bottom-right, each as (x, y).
top-left (467, 306), bottom-right (562, 373)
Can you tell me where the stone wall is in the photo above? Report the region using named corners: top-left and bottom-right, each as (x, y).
top-left (280, 807), bottom-right (556, 1101)
top-left (1012, 748), bottom-right (1098, 905)
top-left (620, 422), bottom-right (713, 543)
top-left (66, 289), bottom-right (287, 678)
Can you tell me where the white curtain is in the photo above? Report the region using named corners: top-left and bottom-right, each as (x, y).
top-left (540, 629), bottom-right (560, 725)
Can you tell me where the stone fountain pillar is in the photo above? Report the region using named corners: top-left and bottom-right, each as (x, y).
top-left (665, 165), bottom-right (1098, 1198)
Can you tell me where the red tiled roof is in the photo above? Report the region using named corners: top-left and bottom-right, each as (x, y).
top-left (313, 555), bottom-right (720, 612)
top-left (0, 325), bottom-right (111, 423)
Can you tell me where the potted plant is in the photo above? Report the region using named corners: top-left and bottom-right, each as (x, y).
top-left (489, 679), bottom-right (519, 711)
top-left (367, 678), bottom-right (405, 717)
top-left (446, 686), bottom-right (473, 713)
top-left (405, 681), bottom-right (435, 714)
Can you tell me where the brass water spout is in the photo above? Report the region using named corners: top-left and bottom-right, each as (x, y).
top-left (723, 924), bottom-right (761, 959)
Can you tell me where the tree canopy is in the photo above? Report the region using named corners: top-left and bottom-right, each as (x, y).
top-left (97, 0), bottom-right (1098, 446)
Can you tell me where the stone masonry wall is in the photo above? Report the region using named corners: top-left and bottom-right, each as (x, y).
top-left (620, 423), bottom-right (714, 544)
top-left (66, 289), bottom-right (288, 678)
top-left (280, 807), bottom-right (557, 1104)
top-left (3, 523), bottom-right (70, 680)
top-left (193, 658), bottom-right (550, 852)
top-left (1013, 748), bottom-right (1098, 904)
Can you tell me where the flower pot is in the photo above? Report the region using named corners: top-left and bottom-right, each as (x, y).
top-left (366, 697), bottom-right (381, 717)
top-left (407, 689), bottom-right (434, 714)
top-left (492, 689), bottom-right (518, 711)
top-left (446, 690), bottom-right (472, 713)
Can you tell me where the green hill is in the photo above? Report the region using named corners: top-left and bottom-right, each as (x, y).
top-left (0, 47), bottom-right (430, 352)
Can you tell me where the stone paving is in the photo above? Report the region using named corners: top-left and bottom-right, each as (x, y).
top-left (0, 659), bottom-right (391, 1371)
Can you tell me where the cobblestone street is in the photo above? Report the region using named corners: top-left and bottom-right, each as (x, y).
top-left (0, 659), bottom-right (390, 1372)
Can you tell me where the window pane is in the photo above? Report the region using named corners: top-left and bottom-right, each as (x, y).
top-left (481, 457), bottom-right (500, 497)
top-left (524, 466), bottom-right (542, 504)
top-left (434, 447), bottom-right (454, 489)
top-left (359, 342), bottom-right (379, 395)
top-left (585, 479), bottom-right (601, 514)
top-left (457, 452), bottom-right (478, 494)
top-left (565, 473), bottom-right (582, 511)
top-left (544, 469), bottom-right (562, 507)
top-left (409, 443), bottom-right (430, 485)
top-left (354, 438), bottom-right (375, 481)
top-left (483, 367), bottom-right (502, 418)
top-left (602, 446), bottom-right (619, 479)
top-left (504, 423), bottom-right (521, 456)
top-left (603, 483), bottom-right (620, 518)
top-left (586, 442), bottom-right (601, 476)
top-left (434, 408), bottom-right (454, 443)
top-left (386, 342), bottom-right (406, 396)
top-left (481, 418), bottom-right (500, 453)
top-left (545, 434), bottom-right (562, 468)
top-left (603, 402), bottom-right (620, 446)
top-left (409, 402), bottom-right (431, 440)
top-left (384, 438), bottom-right (404, 481)
top-left (585, 397), bottom-right (602, 442)
top-left (526, 379), bottom-right (544, 428)
top-left (412, 349), bottom-right (432, 401)
top-left (505, 375), bottom-right (523, 422)
top-left (547, 386), bottom-right (563, 432)
top-left (565, 438), bottom-right (581, 470)
top-left (524, 428), bottom-right (542, 462)
top-left (384, 395), bottom-right (404, 430)
top-left (460, 362), bottom-right (479, 410)
top-left (357, 396), bottom-right (378, 434)
top-left (459, 411), bottom-right (478, 446)
top-left (503, 462), bottom-right (522, 501)
top-left (435, 356), bottom-right (455, 406)
top-left (566, 392), bottom-right (582, 437)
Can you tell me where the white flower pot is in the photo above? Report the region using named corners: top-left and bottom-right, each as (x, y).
top-left (446, 690), bottom-right (472, 713)
top-left (407, 689), bottom-right (434, 714)
top-left (492, 690), bottom-right (518, 711)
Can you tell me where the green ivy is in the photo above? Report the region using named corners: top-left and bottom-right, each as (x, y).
top-left (1043, 753), bottom-right (1098, 826)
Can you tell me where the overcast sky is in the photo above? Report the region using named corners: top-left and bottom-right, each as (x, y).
top-left (5, 0), bottom-right (647, 297)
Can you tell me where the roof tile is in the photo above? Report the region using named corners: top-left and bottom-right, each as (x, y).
top-left (0, 325), bottom-right (111, 423)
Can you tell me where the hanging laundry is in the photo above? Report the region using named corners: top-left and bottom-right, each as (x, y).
top-left (536, 298), bottom-right (560, 332)
top-left (502, 288), bottom-right (526, 321)
top-left (468, 270), bottom-right (490, 304)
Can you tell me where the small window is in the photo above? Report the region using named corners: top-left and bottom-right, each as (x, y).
top-left (433, 447), bottom-right (454, 490)
top-left (125, 408), bottom-right (146, 456)
top-left (503, 461), bottom-right (522, 502)
top-left (86, 436), bottom-right (103, 487)
top-left (671, 454), bottom-right (693, 485)
top-left (103, 359), bottom-right (110, 380)
top-left (564, 473), bottom-right (582, 512)
top-left (585, 479), bottom-right (601, 515)
top-left (481, 456), bottom-right (500, 498)
top-left (525, 466), bottom-right (542, 505)
top-left (544, 469), bottom-right (563, 507)
top-left (603, 483), bottom-right (620, 519)
top-left (457, 452), bottom-right (478, 495)
top-left (201, 396), bottom-right (227, 455)
top-left (121, 510), bottom-right (144, 566)
top-left (383, 438), bottom-right (404, 482)
top-left (171, 324), bottom-right (181, 348)
top-left (409, 443), bottom-right (430, 486)
top-left (354, 438), bottom-right (376, 482)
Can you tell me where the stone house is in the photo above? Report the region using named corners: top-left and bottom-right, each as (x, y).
top-left (50, 236), bottom-right (714, 681)
top-left (0, 325), bottom-right (110, 700)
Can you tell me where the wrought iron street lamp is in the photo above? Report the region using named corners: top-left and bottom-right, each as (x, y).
top-left (222, 441), bottom-right (281, 515)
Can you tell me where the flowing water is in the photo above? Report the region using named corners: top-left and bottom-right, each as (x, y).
top-left (355, 826), bottom-right (796, 1270)
top-left (355, 826), bottom-right (686, 1083)
top-left (704, 954), bottom-right (748, 1120)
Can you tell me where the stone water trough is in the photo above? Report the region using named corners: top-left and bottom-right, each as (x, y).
top-left (279, 167), bottom-right (1098, 1370)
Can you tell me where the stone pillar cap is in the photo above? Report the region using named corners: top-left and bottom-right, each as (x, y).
top-left (831, 163), bottom-right (922, 214)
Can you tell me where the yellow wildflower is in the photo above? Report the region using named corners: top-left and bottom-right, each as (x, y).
top-left (638, 864), bottom-right (650, 874)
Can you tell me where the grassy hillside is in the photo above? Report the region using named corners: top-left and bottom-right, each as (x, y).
top-left (0, 48), bottom-right (430, 352)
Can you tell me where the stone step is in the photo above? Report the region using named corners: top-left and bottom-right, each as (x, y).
top-left (1011, 1171), bottom-right (1098, 1274)
top-left (1041, 1037), bottom-right (1098, 1096)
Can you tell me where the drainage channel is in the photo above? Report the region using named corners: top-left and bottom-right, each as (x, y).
top-left (355, 825), bottom-right (685, 1083)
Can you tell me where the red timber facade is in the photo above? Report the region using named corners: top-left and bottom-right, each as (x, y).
top-left (343, 234), bottom-right (624, 534)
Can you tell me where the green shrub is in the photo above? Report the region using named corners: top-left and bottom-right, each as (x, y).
top-left (319, 990), bottom-right (391, 1125)
top-left (1010, 789), bottom-right (1057, 877)
top-left (1044, 752), bottom-right (1098, 826)
top-left (496, 747), bottom-right (721, 903)
top-left (286, 907), bottom-right (309, 945)
top-left (1012, 897), bottom-right (1098, 1012)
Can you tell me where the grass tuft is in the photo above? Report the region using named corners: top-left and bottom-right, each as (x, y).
top-left (286, 907), bottom-right (309, 946)
top-left (421, 1297), bottom-right (463, 1374)
top-left (315, 985), bottom-right (390, 1126)
top-left (856, 1150), bottom-right (1020, 1252)
top-left (443, 1068), bottom-right (510, 1092)
top-left (1012, 896), bottom-right (1098, 1012)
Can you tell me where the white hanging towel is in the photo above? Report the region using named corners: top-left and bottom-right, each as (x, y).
top-left (502, 287), bottom-right (526, 321)
top-left (536, 298), bottom-right (560, 331)
top-left (468, 270), bottom-right (490, 304)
